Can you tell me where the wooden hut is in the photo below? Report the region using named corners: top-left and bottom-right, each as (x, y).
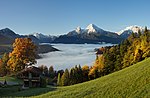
top-left (17, 66), bottom-right (42, 87)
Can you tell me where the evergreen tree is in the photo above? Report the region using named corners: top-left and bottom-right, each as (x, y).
top-left (78, 65), bottom-right (83, 83)
top-left (38, 65), bottom-right (48, 76)
top-left (82, 65), bottom-right (89, 82)
top-left (61, 69), bottom-right (69, 86)
top-left (43, 66), bottom-right (48, 76)
top-left (144, 26), bottom-right (148, 32)
top-left (49, 66), bottom-right (55, 78)
top-left (57, 73), bottom-right (61, 86)
top-left (69, 68), bottom-right (75, 85)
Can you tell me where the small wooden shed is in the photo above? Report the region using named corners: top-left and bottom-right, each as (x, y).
top-left (17, 66), bottom-right (42, 87)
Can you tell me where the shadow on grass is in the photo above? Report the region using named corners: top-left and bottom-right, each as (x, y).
top-left (0, 85), bottom-right (57, 97)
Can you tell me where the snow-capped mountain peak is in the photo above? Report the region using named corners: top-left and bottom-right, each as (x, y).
top-left (32, 33), bottom-right (48, 39)
top-left (86, 24), bottom-right (104, 33)
top-left (31, 32), bottom-right (57, 43)
top-left (75, 26), bottom-right (82, 33)
top-left (118, 25), bottom-right (144, 35)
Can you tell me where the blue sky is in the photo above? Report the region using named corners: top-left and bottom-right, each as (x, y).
top-left (0, 0), bottom-right (150, 35)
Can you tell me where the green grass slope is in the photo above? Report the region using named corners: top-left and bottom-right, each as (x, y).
top-left (35, 58), bottom-right (150, 98)
top-left (1, 58), bottom-right (149, 98)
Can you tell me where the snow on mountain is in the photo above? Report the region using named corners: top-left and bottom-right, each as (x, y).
top-left (67, 26), bottom-right (84, 36)
top-left (33, 33), bottom-right (48, 39)
top-left (31, 33), bottom-right (57, 43)
top-left (67, 24), bottom-right (107, 36)
top-left (86, 24), bottom-right (104, 33)
top-left (117, 25), bottom-right (144, 38)
top-left (75, 26), bottom-right (82, 33)
top-left (118, 25), bottom-right (144, 35)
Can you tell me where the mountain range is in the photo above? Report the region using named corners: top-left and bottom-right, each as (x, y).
top-left (31, 33), bottom-right (57, 43)
top-left (117, 25), bottom-right (144, 38)
top-left (0, 24), bottom-right (146, 45)
top-left (54, 24), bottom-right (122, 44)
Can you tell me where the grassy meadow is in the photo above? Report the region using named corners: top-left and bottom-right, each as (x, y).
top-left (0, 57), bottom-right (149, 98)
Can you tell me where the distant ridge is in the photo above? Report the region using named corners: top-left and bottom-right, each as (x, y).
top-left (0, 25), bottom-right (149, 44)
top-left (54, 24), bottom-right (123, 44)
top-left (31, 33), bottom-right (57, 43)
top-left (117, 25), bottom-right (144, 38)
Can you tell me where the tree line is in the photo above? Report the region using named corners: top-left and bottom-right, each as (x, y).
top-left (56, 27), bottom-right (150, 86)
top-left (87, 27), bottom-right (150, 79)
top-left (0, 28), bottom-right (149, 86)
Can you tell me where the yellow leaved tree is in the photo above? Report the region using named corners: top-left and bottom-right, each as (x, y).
top-left (7, 38), bottom-right (37, 73)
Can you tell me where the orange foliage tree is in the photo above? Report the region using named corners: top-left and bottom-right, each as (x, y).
top-left (7, 38), bottom-right (37, 73)
top-left (88, 55), bottom-right (105, 79)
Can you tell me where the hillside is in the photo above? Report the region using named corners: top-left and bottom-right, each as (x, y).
top-left (35, 58), bottom-right (150, 98)
top-left (2, 58), bottom-right (149, 97)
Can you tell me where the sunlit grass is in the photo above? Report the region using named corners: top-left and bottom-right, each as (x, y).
top-left (0, 58), bottom-right (150, 98)
top-left (34, 58), bottom-right (150, 98)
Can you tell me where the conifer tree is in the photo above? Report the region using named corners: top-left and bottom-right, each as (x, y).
top-left (57, 73), bottom-right (61, 86)
top-left (61, 69), bottom-right (69, 86)
top-left (49, 66), bottom-right (55, 78)
top-left (69, 68), bottom-right (75, 85)
top-left (82, 65), bottom-right (89, 81)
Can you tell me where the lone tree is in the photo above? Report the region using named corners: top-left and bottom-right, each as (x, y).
top-left (8, 38), bottom-right (37, 73)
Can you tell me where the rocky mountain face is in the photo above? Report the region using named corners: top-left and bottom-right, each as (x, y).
top-left (53, 24), bottom-right (123, 44)
top-left (0, 28), bottom-right (20, 44)
top-left (0, 25), bottom-right (147, 45)
top-left (0, 28), bottom-right (59, 55)
top-left (0, 28), bottom-right (57, 44)
top-left (31, 33), bottom-right (57, 43)
top-left (117, 25), bottom-right (144, 38)
top-left (0, 28), bottom-right (40, 45)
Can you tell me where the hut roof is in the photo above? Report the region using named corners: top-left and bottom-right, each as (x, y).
top-left (19, 66), bottom-right (42, 75)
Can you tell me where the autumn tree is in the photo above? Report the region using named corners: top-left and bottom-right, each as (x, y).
top-left (7, 38), bottom-right (37, 73)
top-left (88, 66), bottom-right (98, 80)
top-left (61, 69), bottom-right (69, 86)
top-left (57, 73), bottom-right (61, 86)
top-left (0, 59), bottom-right (6, 76)
top-left (122, 29), bottom-right (150, 68)
top-left (0, 53), bottom-right (9, 76)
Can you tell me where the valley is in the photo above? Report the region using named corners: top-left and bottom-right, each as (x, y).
top-left (35, 43), bottom-right (113, 70)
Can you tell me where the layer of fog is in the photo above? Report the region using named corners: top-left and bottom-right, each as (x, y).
top-left (35, 44), bottom-right (113, 70)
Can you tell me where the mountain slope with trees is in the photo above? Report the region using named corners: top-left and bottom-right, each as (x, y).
top-left (89, 27), bottom-right (150, 79)
top-left (54, 27), bottom-right (150, 86)
top-left (36, 57), bottom-right (149, 98)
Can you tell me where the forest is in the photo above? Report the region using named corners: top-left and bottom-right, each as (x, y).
top-left (0, 27), bottom-right (150, 86)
